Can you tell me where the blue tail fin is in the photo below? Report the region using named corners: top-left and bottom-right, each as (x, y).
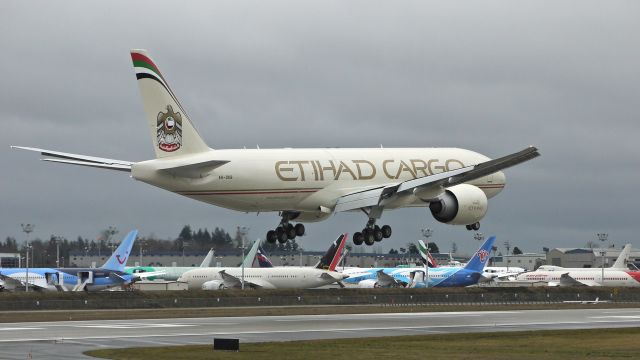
top-left (101, 230), bottom-right (138, 271)
top-left (464, 236), bottom-right (495, 272)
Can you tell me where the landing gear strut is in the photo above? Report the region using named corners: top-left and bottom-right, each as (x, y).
top-left (266, 212), bottom-right (306, 244)
top-left (466, 222), bottom-right (480, 231)
top-left (353, 217), bottom-right (392, 246)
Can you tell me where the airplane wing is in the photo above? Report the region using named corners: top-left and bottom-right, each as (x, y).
top-left (11, 146), bottom-right (133, 171)
top-left (108, 272), bottom-right (131, 283)
top-left (218, 270), bottom-right (263, 289)
top-left (559, 273), bottom-right (599, 287)
top-left (0, 273), bottom-right (50, 291)
top-left (375, 270), bottom-right (405, 288)
top-left (131, 271), bottom-right (166, 280)
top-left (334, 146), bottom-right (539, 212)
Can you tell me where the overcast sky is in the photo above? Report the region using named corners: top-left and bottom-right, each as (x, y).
top-left (2, 1), bottom-right (638, 255)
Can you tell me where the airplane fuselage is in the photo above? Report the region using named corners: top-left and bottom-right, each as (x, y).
top-left (132, 147), bottom-right (505, 218)
top-left (0, 268), bottom-right (134, 292)
top-left (517, 269), bottom-right (640, 287)
top-left (342, 266), bottom-right (483, 288)
top-left (179, 266), bottom-right (345, 289)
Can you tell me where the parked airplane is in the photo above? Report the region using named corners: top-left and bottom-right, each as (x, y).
top-left (179, 234), bottom-right (348, 289)
top-left (0, 230), bottom-right (149, 291)
top-left (342, 236), bottom-right (496, 288)
top-left (125, 239), bottom-right (262, 281)
top-left (418, 239), bottom-right (524, 281)
top-left (512, 244), bottom-right (640, 286)
top-left (12, 50), bottom-right (540, 246)
top-left (562, 297), bottom-right (611, 304)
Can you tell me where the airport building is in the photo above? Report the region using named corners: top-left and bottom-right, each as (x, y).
top-left (0, 252), bottom-right (20, 268)
top-left (490, 253), bottom-right (546, 271)
top-left (546, 247), bottom-right (640, 268)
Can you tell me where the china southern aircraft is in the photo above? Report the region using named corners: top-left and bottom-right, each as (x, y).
top-left (0, 230), bottom-right (149, 291)
top-left (342, 236), bottom-right (495, 288)
top-left (12, 50), bottom-right (539, 246)
top-left (179, 234), bottom-right (348, 290)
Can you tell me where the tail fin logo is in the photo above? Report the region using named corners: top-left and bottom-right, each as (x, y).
top-left (157, 105), bottom-right (183, 152)
top-left (476, 249), bottom-right (489, 263)
top-left (116, 252), bottom-right (128, 265)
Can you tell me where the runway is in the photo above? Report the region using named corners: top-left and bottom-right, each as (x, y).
top-left (2, 308), bottom-right (640, 359)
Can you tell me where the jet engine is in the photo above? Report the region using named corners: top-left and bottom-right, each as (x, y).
top-left (357, 279), bottom-right (380, 288)
top-left (429, 184), bottom-right (488, 225)
top-left (202, 280), bottom-right (226, 290)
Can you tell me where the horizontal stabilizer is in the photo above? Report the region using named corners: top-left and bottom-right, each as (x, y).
top-left (11, 146), bottom-right (133, 172)
top-left (108, 272), bottom-right (128, 283)
top-left (157, 159), bottom-right (229, 178)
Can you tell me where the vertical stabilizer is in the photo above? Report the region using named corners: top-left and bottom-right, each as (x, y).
top-left (464, 236), bottom-right (496, 272)
top-left (255, 246), bottom-right (274, 268)
top-left (418, 239), bottom-right (438, 268)
top-left (243, 240), bottom-right (261, 268)
top-left (611, 244), bottom-right (632, 269)
top-left (315, 234), bottom-right (348, 270)
top-left (130, 49), bottom-right (210, 158)
top-left (101, 230), bottom-right (138, 272)
top-left (200, 248), bottom-right (215, 267)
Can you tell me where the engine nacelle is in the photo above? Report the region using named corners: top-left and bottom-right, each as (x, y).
top-left (358, 279), bottom-right (380, 288)
top-left (429, 184), bottom-right (488, 225)
top-left (202, 280), bottom-right (226, 290)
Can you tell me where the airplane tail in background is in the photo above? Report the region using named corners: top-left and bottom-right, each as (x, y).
top-left (463, 236), bottom-right (496, 273)
top-left (200, 248), bottom-right (215, 267)
top-left (315, 234), bottom-right (348, 271)
top-left (418, 239), bottom-right (438, 268)
top-left (131, 49), bottom-right (210, 158)
top-left (255, 246), bottom-right (274, 268)
top-left (243, 240), bottom-right (261, 268)
top-left (612, 244), bottom-right (632, 269)
top-left (101, 230), bottom-right (138, 272)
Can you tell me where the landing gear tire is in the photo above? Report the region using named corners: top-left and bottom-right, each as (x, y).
top-left (381, 225), bottom-right (392, 238)
top-left (363, 229), bottom-right (375, 246)
top-left (373, 226), bottom-right (384, 242)
top-left (466, 222), bottom-right (480, 231)
top-left (286, 224), bottom-right (297, 240)
top-left (276, 227), bottom-right (288, 243)
top-left (266, 230), bottom-right (277, 244)
top-left (294, 223), bottom-right (305, 237)
top-left (353, 232), bottom-right (364, 245)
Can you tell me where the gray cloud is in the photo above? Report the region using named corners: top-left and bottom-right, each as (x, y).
top-left (2, 0), bottom-right (638, 255)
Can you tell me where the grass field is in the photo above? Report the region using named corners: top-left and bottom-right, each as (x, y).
top-left (85, 327), bottom-right (640, 359)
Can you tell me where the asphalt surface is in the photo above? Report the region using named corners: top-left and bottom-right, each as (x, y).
top-left (2, 308), bottom-right (640, 359)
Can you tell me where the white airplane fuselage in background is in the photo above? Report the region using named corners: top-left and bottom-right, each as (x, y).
top-left (179, 267), bottom-right (347, 290)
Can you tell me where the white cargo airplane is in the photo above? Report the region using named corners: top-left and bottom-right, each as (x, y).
top-left (12, 50), bottom-right (539, 246)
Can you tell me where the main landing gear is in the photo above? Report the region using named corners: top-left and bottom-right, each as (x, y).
top-left (266, 212), bottom-right (306, 244)
top-left (465, 222), bottom-right (480, 231)
top-left (352, 218), bottom-right (392, 246)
